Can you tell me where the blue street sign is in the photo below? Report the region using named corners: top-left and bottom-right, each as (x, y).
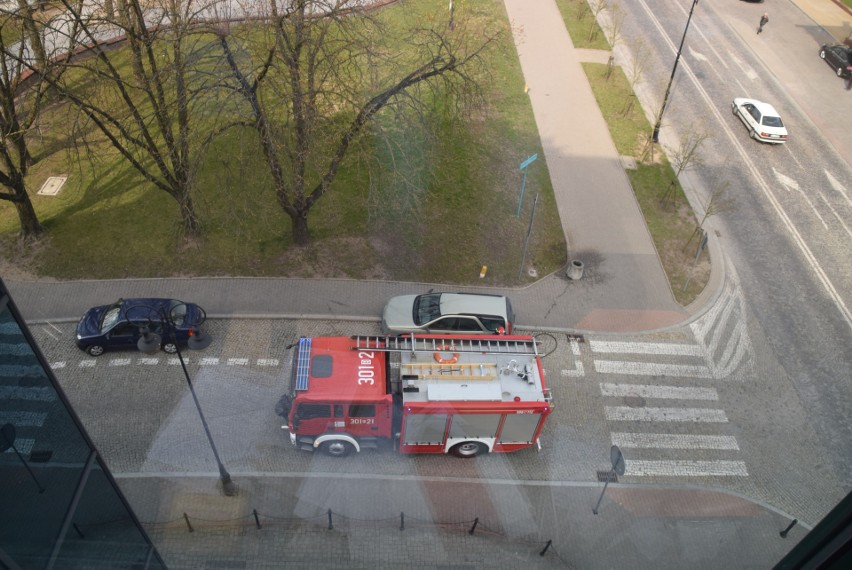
top-left (519, 153), bottom-right (538, 170)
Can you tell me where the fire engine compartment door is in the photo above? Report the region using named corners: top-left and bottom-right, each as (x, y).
top-left (497, 413), bottom-right (542, 444)
top-left (403, 414), bottom-right (448, 445)
top-left (448, 414), bottom-right (502, 439)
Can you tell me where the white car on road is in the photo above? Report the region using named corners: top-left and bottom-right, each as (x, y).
top-left (731, 98), bottom-right (788, 144)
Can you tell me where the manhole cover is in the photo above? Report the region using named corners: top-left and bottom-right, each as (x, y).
top-left (37, 176), bottom-right (67, 196)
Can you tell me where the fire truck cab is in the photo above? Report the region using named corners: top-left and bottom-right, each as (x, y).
top-left (276, 334), bottom-right (553, 458)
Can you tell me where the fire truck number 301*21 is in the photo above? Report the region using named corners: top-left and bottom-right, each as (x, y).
top-left (275, 334), bottom-right (554, 458)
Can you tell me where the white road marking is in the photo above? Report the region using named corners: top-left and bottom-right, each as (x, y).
top-left (49, 362), bottom-right (66, 370)
top-left (605, 406), bottom-right (728, 422)
top-left (138, 358), bottom-right (159, 365)
top-left (79, 360), bottom-right (96, 368)
top-left (569, 338), bottom-right (581, 356)
top-left (0, 386), bottom-right (56, 402)
top-left (0, 411), bottom-right (47, 427)
top-left (635, 0), bottom-right (852, 331)
top-left (257, 359), bottom-right (279, 367)
top-left (626, 460), bottom-right (748, 477)
top-left (109, 358), bottom-right (132, 367)
top-left (168, 357), bottom-right (183, 366)
top-left (590, 340), bottom-right (703, 356)
top-left (688, 46), bottom-right (708, 63)
top-left (817, 191), bottom-right (852, 240)
top-left (2, 438), bottom-right (34, 454)
top-left (600, 383), bottom-right (718, 400)
top-left (595, 360), bottom-right (712, 378)
top-left (561, 364), bottom-right (584, 377)
top-left (774, 168), bottom-right (828, 229)
top-left (825, 170), bottom-right (851, 207)
top-left (227, 358), bottom-right (249, 366)
top-left (611, 432), bottom-right (739, 450)
top-left (199, 357), bottom-right (219, 366)
top-left (728, 53), bottom-right (759, 81)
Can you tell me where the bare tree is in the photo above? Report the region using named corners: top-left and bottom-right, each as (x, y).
top-left (33, 0), bottom-right (229, 237)
top-left (0, 12), bottom-right (45, 237)
top-left (587, 0), bottom-right (606, 42)
top-left (217, 0), bottom-right (499, 246)
top-left (660, 127), bottom-right (710, 206)
top-left (686, 179), bottom-right (734, 250)
top-left (603, 4), bottom-right (623, 80)
top-left (621, 38), bottom-right (647, 117)
top-left (15, 0), bottom-right (48, 71)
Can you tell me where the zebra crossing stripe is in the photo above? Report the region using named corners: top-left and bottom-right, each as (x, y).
top-left (590, 340), bottom-right (703, 356)
top-left (611, 432), bottom-right (739, 450)
top-left (595, 361), bottom-right (712, 378)
top-left (625, 460), bottom-right (748, 477)
top-left (605, 406), bottom-right (728, 422)
top-left (0, 386), bottom-right (56, 402)
top-left (0, 411), bottom-right (48, 427)
top-left (600, 383), bottom-right (718, 400)
top-left (2, 438), bottom-right (34, 454)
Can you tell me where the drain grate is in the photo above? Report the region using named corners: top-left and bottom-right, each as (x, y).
top-left (596, 471), bottom-right (617, 483)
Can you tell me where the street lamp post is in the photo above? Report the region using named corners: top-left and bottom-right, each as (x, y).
top-left (652, 0), bottom-right (699, 143)
top-left (132, 303), bottom-right (236, 497)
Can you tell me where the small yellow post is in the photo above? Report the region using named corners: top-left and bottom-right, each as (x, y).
top-left (479, 265), bottom-right (487, 279)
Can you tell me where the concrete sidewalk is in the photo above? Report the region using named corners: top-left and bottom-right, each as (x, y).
top-left (119, 474), bottom-right (806, 569)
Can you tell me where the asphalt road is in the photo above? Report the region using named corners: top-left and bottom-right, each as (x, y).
top-left (616, 0), bottom-right (852, 498)
top-left (28, 310), bottom-right (844, 527)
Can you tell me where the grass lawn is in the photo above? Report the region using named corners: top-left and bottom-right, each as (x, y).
top-left (2, 0), bottom-right (709, 306)
top-left (0, 0), bottom-right (566, 286)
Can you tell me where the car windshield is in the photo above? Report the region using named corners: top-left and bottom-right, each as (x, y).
top-left (100, 305), bottom-right (122, 332)
top-left (762, 115), bottom-right (784, 128)
top-left (413, 293), bottom-right (442, 325)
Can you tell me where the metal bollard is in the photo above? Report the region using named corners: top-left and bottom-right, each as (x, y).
top-left (469, 517), bottom-right (479, 535)
top-left (539, 540), bottom-right (552, 556)
top-left (780, 519), bottom-right (798, 538)
top-left (253, 509), bottom-right (262, 530)
top-left (183, 513), bottom-right (194, 533)
top-left (327, 509), bottom-right (333, 530)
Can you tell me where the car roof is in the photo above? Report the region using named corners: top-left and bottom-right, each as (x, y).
top-left (747, 99), bottom-right (781, 117)
top-left (437, 292), bottom-right (508, 317)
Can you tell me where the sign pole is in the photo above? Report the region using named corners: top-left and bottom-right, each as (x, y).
top-left (516, 153), bottom-right (538, 217)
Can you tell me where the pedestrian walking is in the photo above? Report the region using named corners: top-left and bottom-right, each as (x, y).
top-left (757, 13), bottom-right (769, 35)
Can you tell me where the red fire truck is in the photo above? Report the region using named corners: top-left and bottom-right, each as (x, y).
top-left (275, 334), bottom-right (553, 458)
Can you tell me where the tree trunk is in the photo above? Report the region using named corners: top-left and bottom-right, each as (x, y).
top-left (16, 0), bottom-right (48, 71)
top-left (291, 212), bottom-right (311, 246)
top-left (179, 193), bottom-right (200, 236)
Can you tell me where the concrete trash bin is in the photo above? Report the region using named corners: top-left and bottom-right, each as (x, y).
top-left (567, 260), bottom-right (584, 280)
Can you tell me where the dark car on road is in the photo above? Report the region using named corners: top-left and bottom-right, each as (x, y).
top-left (819, 44), bottom-right (851, 78)
top-left (75, 298), bottom-right (208, 356)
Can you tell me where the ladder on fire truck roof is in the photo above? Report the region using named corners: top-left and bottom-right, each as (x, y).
top-left (352, 335), bottom-right (539, 356)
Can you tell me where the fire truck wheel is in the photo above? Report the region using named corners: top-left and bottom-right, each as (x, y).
top-left (450, 441), bottom-right (486, 458)
top-left (321, 440), bottom-right (354, 457)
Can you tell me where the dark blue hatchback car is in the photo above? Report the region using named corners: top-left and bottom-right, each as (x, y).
top-left (75, 298), bottom-right (207, 356)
